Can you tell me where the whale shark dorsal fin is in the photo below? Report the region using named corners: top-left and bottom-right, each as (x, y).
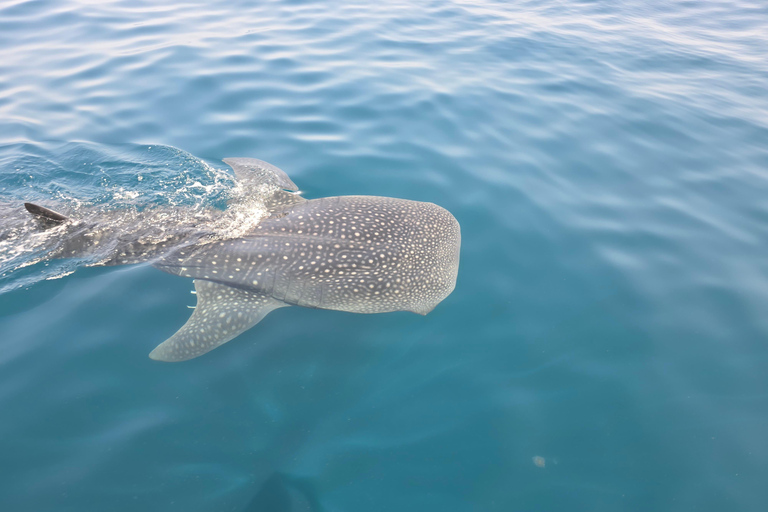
top-left (24, 202), bottom-right (69, 223)
top-left (223, 157), bottom-right (305, 214)
top-left (149, 280), bottom-right (289, 362)
top-left (223, 158), bottom-right (299, 191)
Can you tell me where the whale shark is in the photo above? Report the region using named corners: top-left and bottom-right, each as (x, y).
top-left (19, 158), bottom-right (461, 361)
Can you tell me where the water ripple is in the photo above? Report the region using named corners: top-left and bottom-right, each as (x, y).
top-left (1, 0), bottom-right (768, 510)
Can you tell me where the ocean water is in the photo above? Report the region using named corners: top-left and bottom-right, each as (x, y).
top-left (1, 0), bottom-right (768, 510)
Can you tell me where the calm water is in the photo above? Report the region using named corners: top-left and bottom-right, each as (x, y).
top-left (2, 0), bottom-right (768, 510)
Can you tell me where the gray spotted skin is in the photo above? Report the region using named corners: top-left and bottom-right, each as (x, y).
top-left (157, 195), bottom-right (461, 315)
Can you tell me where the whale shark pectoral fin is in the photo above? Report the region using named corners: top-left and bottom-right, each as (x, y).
top-left (223, 158), bottom-right (299, 191)
top-left (149, 280), bottom-right (289, 362)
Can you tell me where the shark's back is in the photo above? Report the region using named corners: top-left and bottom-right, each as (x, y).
top-left (157, 195), bottom-right (460, 315)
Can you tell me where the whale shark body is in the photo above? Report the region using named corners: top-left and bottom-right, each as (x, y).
top-left (20, 158), bottom-right (461, 361)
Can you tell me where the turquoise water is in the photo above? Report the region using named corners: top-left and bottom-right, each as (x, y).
top-left (2, 0), bottom-right (768, 510)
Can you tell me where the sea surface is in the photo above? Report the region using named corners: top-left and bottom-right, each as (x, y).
top-left (1, 0), bottom-right (768, 511)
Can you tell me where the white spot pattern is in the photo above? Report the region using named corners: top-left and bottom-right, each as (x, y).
top-left (158, 195), bottom-right (460, 315)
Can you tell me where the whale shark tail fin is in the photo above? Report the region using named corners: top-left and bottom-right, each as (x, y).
top-left (24, 202), bottom-right (69, 224)
top-left (149, 280), bottom-right (289, 362)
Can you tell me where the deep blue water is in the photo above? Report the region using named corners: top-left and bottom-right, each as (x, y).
top-left (2, 0), bottom-right (768, 510)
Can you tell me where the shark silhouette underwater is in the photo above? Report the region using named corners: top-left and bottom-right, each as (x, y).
top-left (20, 158), bottom-right (461, 362)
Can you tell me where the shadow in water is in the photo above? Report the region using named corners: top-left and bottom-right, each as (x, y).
top-left (242, 472), bottom-right (323, 512)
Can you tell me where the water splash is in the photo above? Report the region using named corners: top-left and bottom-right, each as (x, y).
top-left (0, 143), bottom-right (274, 293)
